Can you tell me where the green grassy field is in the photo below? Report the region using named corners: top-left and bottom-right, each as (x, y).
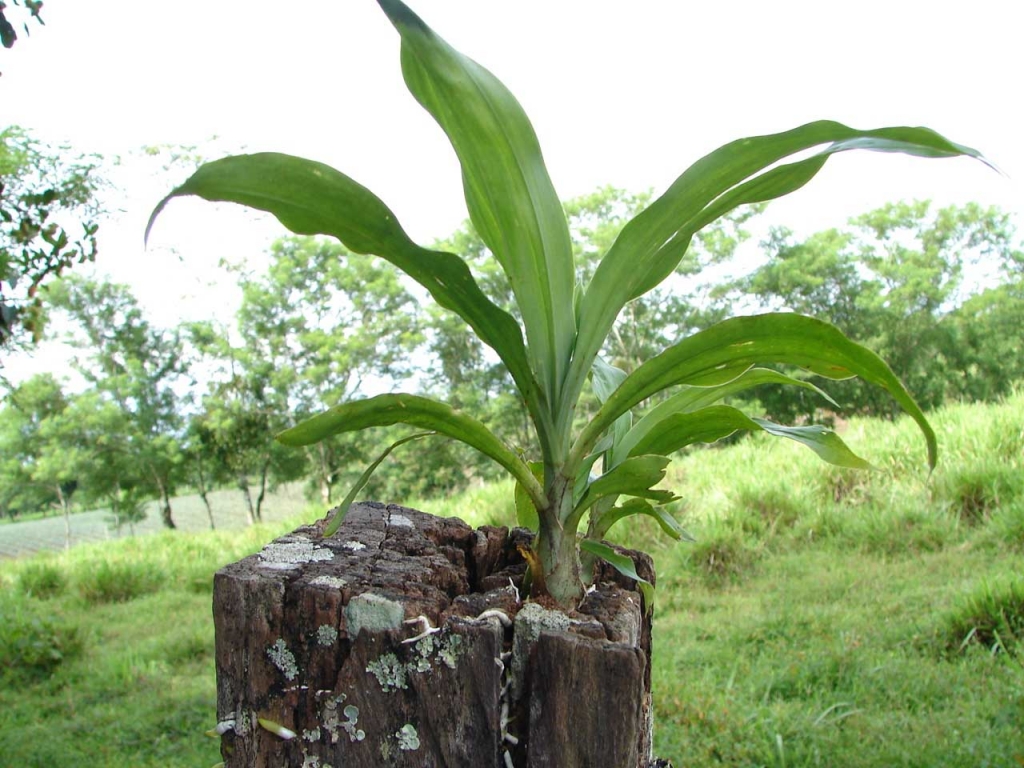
top-left (1, 392), bottom-right (1022, 767)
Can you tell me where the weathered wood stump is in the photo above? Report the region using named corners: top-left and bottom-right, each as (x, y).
top-left (212, 501), bottom-right (668, 767)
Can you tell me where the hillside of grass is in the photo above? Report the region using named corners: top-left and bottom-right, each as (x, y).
top-left (1, 392), bottom-right (1022, 767)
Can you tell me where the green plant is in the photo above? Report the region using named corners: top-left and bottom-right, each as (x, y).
top-left (942, 577), bottom-right (1024, 656)
top-left (0, 596), bottom-right (82, 684)
top-left (148, 0), bottom-right (987, 609)
top-left (17, 560), bottom-right (67, 599)
top-left (75, 558), bottom-right (164, 604)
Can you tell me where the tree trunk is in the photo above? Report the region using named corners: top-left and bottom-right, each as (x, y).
top-left (211, 502), bottom-right (670, 768)
top-left (239, 476), bottom-right (258, 526)
top-left (157, 476), bottom-right (176, 529)
top-left (254, 461), bottom-right (270, 522)
top-left (55, 484), bottom-right (71, 550)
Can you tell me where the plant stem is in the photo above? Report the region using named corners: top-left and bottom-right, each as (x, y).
top-left (537, 470), bottom-right (584, 606)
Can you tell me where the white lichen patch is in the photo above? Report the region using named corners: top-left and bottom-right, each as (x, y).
top-left (259, 538), bottom-right (334, 567)
top-left (366, 652), bottom-right (408, 692)
top-left (316, 624), bottom-right (339, 646)
top-left (310, 575), bottom-right (347, 589)
top-left (301, 751), bottom-right (320, 768)
top-left (266, 638), bottom-right (299, 681)
top-left (342, 540), bottom-right (366, 552)
top-left (389, 514), bottom-right (414, 528)
top-left (345, 593), bottom-right (405, 638)
top-left (302, 727), bottom-right (321, 742)
top-left (396, 723), bottom-right (420, 751)
top-left (342, 705), bottom-right (366, 742)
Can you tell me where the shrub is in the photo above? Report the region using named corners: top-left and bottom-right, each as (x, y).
top-left (0, 597), bottom-right (82, 684)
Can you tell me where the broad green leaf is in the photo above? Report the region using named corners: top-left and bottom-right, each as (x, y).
top-left (324, 432), bottom-right (434, 537)
top-left (572, 313), bottom-right (936, 471)
top-left (380, 0), bottom-right (575, 404)
top-left (593, 498), bottom-right (694, 542)
top-left (572, 455), bottom-right (676, 522)
top-left (590, 356), bottom-right (632, 469)
top-left (514, 460), bottom-right (544, 531)
top-left (616, 367), bottom-right (836, 462)
top-left (277, 393), bottom-right (545, 510)
top-left (567, 121), bottom-right (988, 414)
top-left (628, 404), bottom-right (873, 470)
top-left (146, 152), bottom-right (556, 462)
top-left (579, 539), bottom-right (654, 613)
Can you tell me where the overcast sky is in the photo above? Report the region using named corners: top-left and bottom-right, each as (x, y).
top-left (4, 0), bottom-right (1021, 378)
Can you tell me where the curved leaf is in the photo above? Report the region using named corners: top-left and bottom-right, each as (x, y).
top-left (593, 498), bottom-right (693, 542)
top-left (579, 539), bottom-right (654, 613)
top-left (514, 460), bottom-right (544, 531)
top-left (573, 455), bottom-right (675, 521)
top-left (147, 152), bottom-right (556, 461)
top-left (380, 0), bottom-right (575, 404)
top-left (277, 393), bottom-right (545, 510)
top-left (628, 404), bottom-right (873, 470)
top-left (323, 432), bottom-right (434, 537)
top-left (616, 367), bottom-right (836, 462)
top-left (571, 314), bottom-right (936, 470)
top-left (567, 121), bottom-right (989, 416)
top-left (590, 356), bottom-right (632, 469)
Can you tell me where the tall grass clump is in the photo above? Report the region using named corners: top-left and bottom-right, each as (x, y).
top-left (74, 557), bottom-right (166, 604)
top-left (17, 559), bottom-right (67, 599)
top-left (941, 577), bottom-right (1024, 656)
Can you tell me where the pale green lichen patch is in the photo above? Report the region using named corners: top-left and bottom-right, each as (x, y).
top-left (397, 723), bottom-right (420, 750)
top-left (342, 704), bottom-right (366, 742)
top-left (367, 652), bottom-right (408, 692)
top-left (345, 593), bottom-right (405, 638)
top-left (438, 633), bottom-right (464, 670)
top-left (302, 726), bottom-right (321, 742)
top-left (266, 638), bottom-right (299, 681)
top-left (316, 624), bottom-right (339, 646)
top-left (511, 602), bottom-right (575, 701)
top-left (319, 692), bottom-right (347, 744)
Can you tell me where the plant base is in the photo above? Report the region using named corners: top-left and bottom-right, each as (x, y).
top-left (212, 501), bottom-right (671, 767)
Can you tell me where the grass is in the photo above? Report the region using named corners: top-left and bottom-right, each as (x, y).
top-left (1, 390), bottom-right (1022, 766)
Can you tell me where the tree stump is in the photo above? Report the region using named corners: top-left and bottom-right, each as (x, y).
top-left (212, 501), bottom-right (669, 767)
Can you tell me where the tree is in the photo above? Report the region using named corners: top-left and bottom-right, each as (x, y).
top-left (0, 372), bottom-right (69, 522)
top-left (0, 127), bottom-right (102, 354)
top-left (44, 275), bottom-right (185, 527)
top-left (188, 319), bottom-right (308, 524)
top-left (228, 235), bottom-right (423, 505)
top-left (726, 201), bottom-right (1023, 421)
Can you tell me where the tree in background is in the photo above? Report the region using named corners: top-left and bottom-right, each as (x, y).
top-left (211, 235), bottom-right (423, 506)
top-left (0, 372), bottom-right (69, 522)
top-left (723, 201), bottom-right (1023, 422)
top-left (43, 275), bottom-right (185, 527)
top-left (0, 127), bottom-right (102, 354)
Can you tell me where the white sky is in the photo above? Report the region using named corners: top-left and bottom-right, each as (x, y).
top-left (3, 0), bottom-right (1022, 380)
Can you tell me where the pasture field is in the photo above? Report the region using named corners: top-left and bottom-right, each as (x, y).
top-left (1, 392), bottom-right (1022, 767)
top-left (0, 483), bottom-right (310, 558)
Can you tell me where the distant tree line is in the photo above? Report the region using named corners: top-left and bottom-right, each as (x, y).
top-left (2, 150), bottom-right (1021, 527)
